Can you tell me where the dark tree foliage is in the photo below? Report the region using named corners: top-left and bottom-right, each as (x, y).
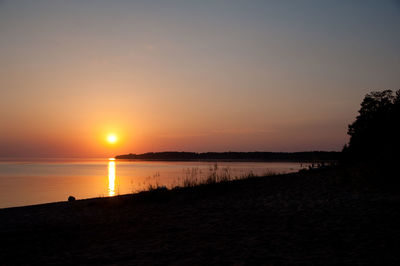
top-left (344, 89), bottom-right (400, 163)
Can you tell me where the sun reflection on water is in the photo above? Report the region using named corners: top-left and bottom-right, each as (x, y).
top-left (108, 158), bottom-right (116, 196)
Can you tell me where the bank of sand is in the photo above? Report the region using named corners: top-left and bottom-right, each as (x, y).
top-left (1, 167), bottom-right (399, 264)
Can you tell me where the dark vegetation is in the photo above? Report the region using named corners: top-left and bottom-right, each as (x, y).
top-left (116, 151), bottom-right (339, 162)
top-left (342, 89), bottom-right (400, 187)
top-left (343, 89), bottom-right (400, 162)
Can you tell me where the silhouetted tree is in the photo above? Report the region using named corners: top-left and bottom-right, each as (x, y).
top-left (345, 89), bottom-right (400, 163)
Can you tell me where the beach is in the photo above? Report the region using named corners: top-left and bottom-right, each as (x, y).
top-left (1, 167), bottom-right (399, 265)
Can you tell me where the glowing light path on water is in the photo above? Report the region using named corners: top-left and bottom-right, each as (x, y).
top-left (108, 158), bottom-right (116, 196)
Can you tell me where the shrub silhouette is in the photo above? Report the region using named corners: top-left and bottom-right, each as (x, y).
top-left (344, 89), bottom-right (400, 163)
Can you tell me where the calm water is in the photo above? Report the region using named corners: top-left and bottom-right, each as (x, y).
top-left (0, 158), bottom-right (306, 208)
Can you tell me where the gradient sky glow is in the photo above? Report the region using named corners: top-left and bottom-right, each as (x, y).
top-left (1, 0), bottom-right (399, 157)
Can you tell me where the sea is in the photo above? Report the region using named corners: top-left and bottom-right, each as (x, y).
top-left (0, 158), bottom-right (308, 208)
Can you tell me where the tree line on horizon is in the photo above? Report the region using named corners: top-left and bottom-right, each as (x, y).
top-left (115, 151), bottom-right (340, 161)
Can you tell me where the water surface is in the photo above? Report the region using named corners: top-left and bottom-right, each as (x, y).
top-left (0, 158), bottom-right (306, 208)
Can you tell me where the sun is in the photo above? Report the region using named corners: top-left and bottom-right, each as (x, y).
top-left (107, 134), bottom-right (117, 144)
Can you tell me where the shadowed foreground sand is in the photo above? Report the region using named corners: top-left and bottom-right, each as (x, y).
top-left (1, 167), bottom-right (399, 265)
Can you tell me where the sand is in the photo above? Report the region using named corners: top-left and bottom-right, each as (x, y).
top-left (1, 167), bottom-right (399, 265)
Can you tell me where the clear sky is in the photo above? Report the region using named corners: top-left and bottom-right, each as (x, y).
top-left (1, 0), bottom-right (399, 157)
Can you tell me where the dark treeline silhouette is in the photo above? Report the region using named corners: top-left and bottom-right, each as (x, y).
top-left (343, 89), bottom-right (400, 163)
top-left (115, 151), bottom-right (339, 162)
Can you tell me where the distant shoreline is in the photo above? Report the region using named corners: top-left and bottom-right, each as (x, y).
top-left (115, 151), bottom-right (340, 162)
top-left (115, 158), bottom-right (335, 163)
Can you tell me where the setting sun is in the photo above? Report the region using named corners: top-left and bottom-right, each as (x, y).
top-left (107, 134), bottom-right (117, 144)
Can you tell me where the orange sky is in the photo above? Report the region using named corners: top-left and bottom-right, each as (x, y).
top-left (1, 1), bottom-right (399, 157)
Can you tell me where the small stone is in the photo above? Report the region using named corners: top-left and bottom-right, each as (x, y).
top-left (68, 196), bottom-right (76, 202)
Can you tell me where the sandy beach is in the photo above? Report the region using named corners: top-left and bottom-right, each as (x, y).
top-left (1, 167), bottom-right (399, 265)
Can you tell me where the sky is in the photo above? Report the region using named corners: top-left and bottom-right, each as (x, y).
top-left (0, 0), bottom-right (399, 157)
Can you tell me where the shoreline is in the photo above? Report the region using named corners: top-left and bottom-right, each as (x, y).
top-left (0, 171), bottom-right (299, 211)
top-left (0, 161), bottom-right (313, 209)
